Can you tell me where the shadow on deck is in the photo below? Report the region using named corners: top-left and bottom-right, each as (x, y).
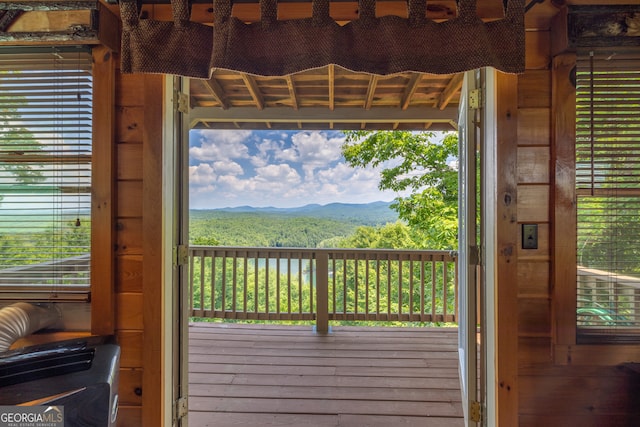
top-left (188, 322), bottom-right (464, 427)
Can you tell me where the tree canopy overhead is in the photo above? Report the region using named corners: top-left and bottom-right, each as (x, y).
top-left (342, 131), bottom-right (458, 249)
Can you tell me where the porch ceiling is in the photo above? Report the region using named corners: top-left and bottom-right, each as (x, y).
top-left (189, 67), bottom-right (462, 131)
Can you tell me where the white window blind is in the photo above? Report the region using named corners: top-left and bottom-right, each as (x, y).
top-left (575, 48), bottom-right (640, 341)
top-left (0, 47), bottom-right (92, 301)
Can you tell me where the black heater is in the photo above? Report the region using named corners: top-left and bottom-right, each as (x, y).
top-left (0, 335), bottom-right (120, 427)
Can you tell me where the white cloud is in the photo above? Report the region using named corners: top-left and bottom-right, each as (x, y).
top-left (275, 131), bottom-right (345, 168)
top-left (187, 129), bottom-right (435, 208)
top-left (189, 163), bottom-right (216, 185)
top-left (212, 160), bottom-right (243, 176)
top-left (189, 130), bottom-right (252, 161)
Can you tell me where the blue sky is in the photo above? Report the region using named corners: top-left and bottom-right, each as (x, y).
top-left (188, 130), bottom-right (400, 209)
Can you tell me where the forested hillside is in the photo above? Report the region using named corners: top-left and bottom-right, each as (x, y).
top-left (189, 202), bottom-right (399, 247)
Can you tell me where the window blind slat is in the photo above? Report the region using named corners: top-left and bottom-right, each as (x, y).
top-left (576, 49), bottom-right (640, 339)
top-left (0, 46), bottom-right (92, 302)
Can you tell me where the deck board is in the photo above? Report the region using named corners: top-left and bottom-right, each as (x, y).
top-left (188, 322), bottom-right (464, 426)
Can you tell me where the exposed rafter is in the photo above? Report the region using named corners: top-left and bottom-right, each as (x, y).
top-left (364, 75), bottom-right (378, 110)
top-left (241, 73), bottom-right (264, 110)
top-left (328, 64), bottom-right (335, 111)
top-left (400, 74), bottom-right (422, 111)
top-left (437, 73), bottom-right (464, 110)
top-left (203, 78), bottom-right (229, 110)
top-left (285, 75), bottom-right (299, 110)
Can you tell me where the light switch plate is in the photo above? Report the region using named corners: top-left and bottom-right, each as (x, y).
top-left (522, 224), bottom-right (538, 250)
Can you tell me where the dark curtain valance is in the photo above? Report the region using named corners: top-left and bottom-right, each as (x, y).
top-left (121, 0), bottom-right (525, 79)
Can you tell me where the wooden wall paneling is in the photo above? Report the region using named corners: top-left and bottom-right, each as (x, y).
top-left (142, 73), bottom-right (165, 427)
top-left (519, 366), bottom-right (640, 424)
top-left (116, 293), bottom-right (144, 330)
top-left (116, 255), bottom-right (143, 293)
top-left (518, 262), bottom-right (550, 296)
top-left (116, 73), bottom-right (146, 107)
top-left (517, 147), bottom-right (550, 183)
top-left (117, 143), bottom-right (143, 180)
top-left (518, 298), bottom-right (551, 335)
top-left (91, 45), bottom-right (116, 336)
top-left (119, 368), bottom-right (143, 406)
top-left (117, 180), bottom-right (144, 218)
top-left (518, 71), bottom-right (551, 109)
top-left (116, 407), bottom-right (142, 427)
top-left (116, 107), bottom-right (144, 143)
top-left (495, 72), bottom-right (520, 427)
top-left (551, 53), bottom-right (577, 347)
top-left (116, 218), bottom-right (143, 255)
top-left (554, 345), bottom-right (640, 366)
top-left (116, 330), bottom-right (144, 368)
top-left (516, 185), bottom-right (549, 223)
top-left (518, 337), bottom-right (553, 367)
top-left (525, 31), bottom-right (551, 70)
top-left (517, 108), bottom-right (550, 146)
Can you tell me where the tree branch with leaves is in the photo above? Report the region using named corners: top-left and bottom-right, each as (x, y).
top-left (342, 131), bottom-right (458, 249)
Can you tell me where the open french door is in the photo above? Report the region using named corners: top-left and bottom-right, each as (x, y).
top-left (167, 76), bottom-right (190, 427)
top-left (458, 70), bottom-right (482, 426)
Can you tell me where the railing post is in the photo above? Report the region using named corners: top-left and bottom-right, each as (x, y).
top-left (315, 250), bottom-right (329, 334)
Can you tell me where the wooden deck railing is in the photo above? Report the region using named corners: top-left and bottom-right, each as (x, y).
top-left (577, 266), bottom-right (640, 327)
top-left (188, 246), bottom-right (458, 332)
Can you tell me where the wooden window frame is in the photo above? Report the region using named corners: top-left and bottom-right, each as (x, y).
top-left (553, 52), bottom-right (640, 364)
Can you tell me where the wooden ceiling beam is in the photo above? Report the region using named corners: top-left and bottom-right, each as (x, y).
top-left (241, 73), bottom-right (265, 110)
top-left (328, 64), bottom-right (335, 111)
top-left (400, 73), bottom-right (422, 110)
top-left (285, 75), bottom-right (299, 110)
top-left (437, 72), bottom-right (464, 110)
top-left (364, 75), bottom-right (378, 110)
top-left (190, 105), bottom-right (458, 127)
top-left (203, 77), bottom-right (230, 110)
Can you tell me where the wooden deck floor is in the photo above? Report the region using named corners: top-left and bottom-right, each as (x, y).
top-left (188, 322), bottom-right (464, 427)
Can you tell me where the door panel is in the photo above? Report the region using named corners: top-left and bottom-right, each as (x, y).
top-left (458, 71), bottom-right (479, 426)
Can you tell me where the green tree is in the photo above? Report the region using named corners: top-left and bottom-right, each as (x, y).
top-left (342, 131), bottom-right (458, 249)
top-left (0, 72), bottom-right (45, 203)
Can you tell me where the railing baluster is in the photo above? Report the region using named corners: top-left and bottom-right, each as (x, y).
top-left (243, 255), bottom-right (248, 314)
top-left (431, 256), bottom-right (436, 321)
top-left (365, 255), bottom-right (370, 320)
top-left (398, 256), bottom-right (403, 316)
top-left (387, 258), bottom-right (391, 317)
top-left (298, 256), bottom-right (303, 315)
top-left (212, 251), bottom-right (217, 315)
top-left (443, 257), bottom-right (448, 321)
top-left (276, 252), bottom-right (281, 314)
top-left (221, 252), bottom-right (227, 317)
top-left (332, 256), bottom-right (337, 317)
top-left (454, 255), bottom-right (459, 322)
top-left (354, 256), bottom-right (359, 316)
top-left (287, 254), bottom-right (292, 314)
top-left (254, 256), bottom-right (259, 314)
top-left (309, 252), bottom-right (314, 316)
top-left (420, 257), bottom-right (425, 319)
top-left (265, 252), bottom-right (270, 316)
top-left (342, 254), bottom-right (347, 315)
top-left (232, 252), bottom-right (238, 315)
top-left (409, 258), bottom-right (414, 320)
top-left (376, 257), bottom-right (381, 319)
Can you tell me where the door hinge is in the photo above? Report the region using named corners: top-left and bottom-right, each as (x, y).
top-left (174, 396), bottom-right (188, 421)
top-left (470, 400), bottom-right (482, 423)
top-left (174, 91), bottom-right (189, 114)
top-left (173, 245), bottom-right (188, 267)
top-left (469, 88), bottom-right (482, 110)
